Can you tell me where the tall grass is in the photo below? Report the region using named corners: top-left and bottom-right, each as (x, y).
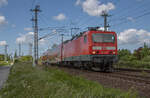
top-left (116, 60), bottom-right (150, 69)
top-left (0, 62), bottom-right (138, 98)
top-left (0, 61), bottom-right (11, 66)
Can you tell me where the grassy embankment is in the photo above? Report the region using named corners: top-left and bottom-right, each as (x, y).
top-left (116, 60), bottom-right (150, 70)
top-left (115, 56), bottom-right (150, 70)
top-left (0, 62), bottom-right (138, 98)
top-left (117, 47), bottom-right (150, 70)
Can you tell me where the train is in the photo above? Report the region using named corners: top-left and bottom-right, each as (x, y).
top-left (42, 27), bottom-right (118, 72)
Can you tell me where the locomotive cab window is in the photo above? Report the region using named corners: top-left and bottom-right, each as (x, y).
top-left (92, 33), bottom-right (115, 43)
top-left (84, 35), bottom-right (87, 43)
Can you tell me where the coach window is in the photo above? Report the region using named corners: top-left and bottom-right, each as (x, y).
top-left (84, 35), bottom-right (87, 43)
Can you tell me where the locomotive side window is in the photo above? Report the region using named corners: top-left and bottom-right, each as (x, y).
top-left (84, 35), bottom-right (87, 43)
top-left (92, 33), bottom-right (115, 43)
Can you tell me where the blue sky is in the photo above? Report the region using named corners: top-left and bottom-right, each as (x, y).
top-left (0, 0), bottom-right (150, 56)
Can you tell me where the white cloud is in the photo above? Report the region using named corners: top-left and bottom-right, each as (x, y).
top-left (16, 36), bottom-right (26, 44)
top-left (53, 13), bottom-right (66, 21)
top-left (118, 29), bottom-right (150, 46)
top-left (16, 32), bottom-right (47, 46)
top-left (0, 0), bottom-right (8, 7)
top-left (77, 0), bottom-right (115, 16)
top-left (127, 17), bottom-right (135, 22)
top-left (98, 27), bottom-right (105, 31)
top-left (28, 32), bottom-right (34, 35)
top-left (0, 41), bottom-right (7, 46)
top-left (75, 0), bottom-right (81, 5)
top-left (16, 32), bottom-right (34, 44)
top-left (24, 27), bottom-right (32, 31)
top-left (39, 39), bottom-right (47, 45)
top-left (0, 15), bottom-right (7, 26)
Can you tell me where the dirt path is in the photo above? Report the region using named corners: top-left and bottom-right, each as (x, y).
top-left (0, 66), bottom-right (10, 89)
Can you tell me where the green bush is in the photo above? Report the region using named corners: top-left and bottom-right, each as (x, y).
top-left (0, 61), bottom-right (10, 66)
top-left (116, 60), bottom-right (150, 69)
top-left (0, 54), bottom-right (4, 61)
top-left (14, 56), bottom-right (33, 63)
top-left (117, 46), bottom-right (150, 69)
top-left (120, 55), bottom-right (137, 61)
top-left (142, 56), bottom-right (150, 62)
top-left (19, 56), bottom-right (32, 62)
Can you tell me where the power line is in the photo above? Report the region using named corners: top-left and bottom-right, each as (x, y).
top-left (112, 11), bottom-right (150, 27)
top-left (109, 6), bottom-right (150, 24)
top-left (69, 1), bottom-right (114, 31)
top-left (39, 32), bottom-right (57, 40)
top-left (39, 14), bottom-right (50, 26)
top-left (110, 0), bottom-right (150, 22)
top-left (39, 26), bottom-right (66, 31)
top-left (70, 28), bottom-right (80, 36)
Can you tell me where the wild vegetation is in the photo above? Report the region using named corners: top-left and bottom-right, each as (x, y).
top-left (0, 62), bottom-right (138, 98)
top-left (117, 43), bottom-right (150, 69)
top-left (0, 54), bottom-right (12, 66)
top-left (14, 55), bottom-right (32, 63)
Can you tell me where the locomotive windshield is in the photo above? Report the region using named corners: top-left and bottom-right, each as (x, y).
top-left (92, 33), bottom-right (115, 43)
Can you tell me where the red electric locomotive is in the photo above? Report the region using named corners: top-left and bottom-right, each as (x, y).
top-left (42, 27), bottom-right (118, 72)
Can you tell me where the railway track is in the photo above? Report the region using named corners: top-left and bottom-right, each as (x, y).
top-left (90, 67), bottom-right (150, 83)
top-left (89, 68), bottom-right (150, 85)
top-left (115, 68), bottom-right (150, 73)
top-left (100, 72), bottom-right (150, 85)
top-left (115, 71), bottom-right (150, 80)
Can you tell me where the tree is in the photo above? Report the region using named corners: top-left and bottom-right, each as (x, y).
top-left (133, 47), bottom-right (143, 60)
top-left (118, 49), bottom-right (131, 58)
top-left (0, 54), bottom-right (4, 61)
top-left (14, 50), bottom-right (17, 58)
top-left (118, 49), bottom-right (135, 61)
top-left (140, 43), bottom-right (150, 58)
top-left (133, 43), bottom-right (150, 60)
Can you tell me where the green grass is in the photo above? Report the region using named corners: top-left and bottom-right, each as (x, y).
top-left (0, 62), bottom-right (138, 98)
top-left (0, 61), bottom-right (11, 66)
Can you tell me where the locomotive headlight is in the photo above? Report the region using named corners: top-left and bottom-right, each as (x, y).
top-left (92, 46), bottom-right (102, 50)
top-left (106, 47), bottom-right (116, 50)
top-left (92, 51), bottom-right (96, 54)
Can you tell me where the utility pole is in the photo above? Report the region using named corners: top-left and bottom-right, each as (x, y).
top-left (31, 5), bottom-right (41, 67)
top-left (4, 45), bottom-right (8, 61)
top-left (101, 11), bottom-right (110, 31)
top-left (60, 34), bottom-right (64, 62)
top-left (29, 43), bottom-right (33, 56)
top-left (18, 43), bottom-right (21, 57)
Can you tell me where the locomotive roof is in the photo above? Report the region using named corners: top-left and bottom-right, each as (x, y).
top-left (63, 31), bottom-right (86, 44)
top-left (63, 27), bottom-right (115, 44)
